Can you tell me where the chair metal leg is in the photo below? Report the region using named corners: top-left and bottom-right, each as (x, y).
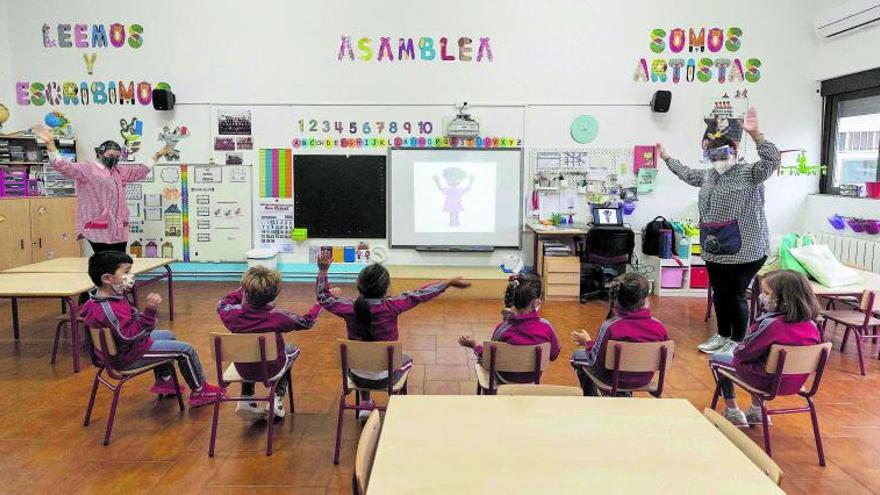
top-left (840, 324), bottom-right (850, 352)
top-left (353, 390), bottom-right (360, 420)
top-left (806, 396), bottom-right (826, 466)
top-left (208, 395), bottom-right (221, 457)
top-left (476, 383), bottom-right (482, 395)
top-left (334, 393), bottom-right (346, 464)
top-left (51, 321), bottom-right (66, 365)
top-left (266, 388), bottom-right (276, 456)
top-left (83, 371), bottom-right (102, 426)
top-left (710, 382), bottom-right (722, 410)
top-left (853, 329), bottom-right (866, 375)
top-left (760, 401), bottom-right (772, 458)
top-left (103, 383), bottom-right (123, 446)
top-left (171, 369), bottom-right (185, 412)
top-left (287, 369), bottom-right (295, 414)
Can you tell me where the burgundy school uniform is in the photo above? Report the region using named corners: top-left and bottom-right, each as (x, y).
top-left (732, 313), bottom-right (822, 395)
top-left (80, 291), bottom-right (157, 369)
top-left (217, 288), bottom-right (322, 380)
top-left (316, 273), bottom-right (448, 341)
top-left (473, 311), bottom-right (561, 383)
top-left (576, 307), bottom-right (668, 389)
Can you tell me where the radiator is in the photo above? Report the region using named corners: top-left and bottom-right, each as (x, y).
top-left (810, 232), bottom-right (880, 274)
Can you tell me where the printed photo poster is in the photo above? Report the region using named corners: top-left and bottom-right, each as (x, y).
top-left (187, 165), bottom-right (253, 261)
top-left (217, 108), bottom-right (252, 135)
top-left (702, 93), bottom-right (749, 148)
top-left (258, 198), bottom-right (295, 253)
top-left (128, 165), bottom-right (185, 261)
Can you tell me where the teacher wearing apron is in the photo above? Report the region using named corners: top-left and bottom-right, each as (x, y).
top-left (33, 125), bottom-right (170, 255)
top-left (658, 107), bottom-right (781, 355)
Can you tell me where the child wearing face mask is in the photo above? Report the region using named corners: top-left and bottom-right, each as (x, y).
top-left (708, 270), bottom-right (822, 427)
top-left (459, 273), bottom-right (560, 383)
top-left (80, 251), bottom-right (224, 407)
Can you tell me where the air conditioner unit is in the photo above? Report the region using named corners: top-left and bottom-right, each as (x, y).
top-left (815, 0), bottom-right (880, 38)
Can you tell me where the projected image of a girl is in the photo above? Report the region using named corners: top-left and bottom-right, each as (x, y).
top-left (433, 167), bottom-right (474, 227)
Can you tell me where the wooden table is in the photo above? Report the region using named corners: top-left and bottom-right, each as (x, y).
top-left (4, 257), bottom-right (176, 320)
top-left (527, 223), bottom-right (588, 271)
top-left (0, 273), bottom-right (95, 372)
top-left (809, 269), bottom-right (880, 297)
top-left (368, 396), bottom-right (783, 494)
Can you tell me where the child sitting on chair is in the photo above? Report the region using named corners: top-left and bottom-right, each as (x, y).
top-left (217, 266), bottom-right (328, 422)
top-left (317, 254), bottom-right (470, 420)
top-left (459, 273), bottom-right (560, 383)
top-left (570, 272), bottom-right (668, 396)
top-left (80, 251), bottom-right (224, 407)
top-left (708, 270), bottom-right (821, 427)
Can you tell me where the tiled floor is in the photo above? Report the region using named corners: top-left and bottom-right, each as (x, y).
top-left (1, 280), bottom-right (880, 493)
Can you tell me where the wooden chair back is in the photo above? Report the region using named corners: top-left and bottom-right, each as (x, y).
top-left (604, 340), bottom-right (675, 373)
top-left (89, 327), bottom-right (118, 357)
top-left (764, 342), bottom-right (833, 375)
top-left (354, 410), bottom-right (382, 495)
top-left (339, 339), bottom-right (403, 373)
top-left (209, 332), bottom-right (281, 364)
top-left (481, 341), bottom-right (550, 373)
top-left (496, 384), bottom-right (582, 396)
top-left (704, 408), bottom-right (783, 486)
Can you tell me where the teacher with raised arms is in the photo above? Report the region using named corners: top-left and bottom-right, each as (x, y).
top-left (33, 124), bottom-right (170, 255)
top-left (657, 107), bottom-right (781, 355)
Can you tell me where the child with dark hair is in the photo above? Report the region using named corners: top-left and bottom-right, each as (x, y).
top-left (708, 269), bottom-right (822, 427)
top-left (316, 254), bottom-right (470, 418)
top-left (459, 273), bottom-right (560, 383)
top-left (217, 265), bottom-right (326, 421)
top-left (80, 251), bottom-right (224, 407)
top-left (570, 272), bottom-right (669, 396)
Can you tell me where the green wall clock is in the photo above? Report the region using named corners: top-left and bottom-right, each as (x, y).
top-left (570, 115), bottom-right (599, 144)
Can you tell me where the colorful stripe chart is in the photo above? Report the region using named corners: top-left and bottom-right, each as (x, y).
top-left (180, 165), bottom-right (190, 262)
top-left (259, 148), bottom-right (293, 198)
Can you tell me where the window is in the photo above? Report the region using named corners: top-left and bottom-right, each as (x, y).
top-left (821, 68), bottom-right (880, 194)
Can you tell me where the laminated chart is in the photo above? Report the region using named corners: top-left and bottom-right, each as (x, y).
top-left (259, 148), bottom-right (293, 198)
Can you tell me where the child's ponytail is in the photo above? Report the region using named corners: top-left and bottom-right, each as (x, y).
top-left (353, 295), bottom-right (375, 341)
top-left (354, 263), bottom-right (391, 341)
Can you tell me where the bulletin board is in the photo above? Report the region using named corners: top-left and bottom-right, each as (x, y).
top-left (127, 163), bottom-right (253, 262)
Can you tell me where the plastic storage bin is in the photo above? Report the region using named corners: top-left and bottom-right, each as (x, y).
top-left (690, 266), bottom-right (709, 288)
top-left (660, 267), bottom-right (687, 289)
top-left (246, 248), bottom-right (280, 270)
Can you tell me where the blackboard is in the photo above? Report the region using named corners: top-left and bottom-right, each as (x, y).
top-left (293, 154), bottom-right (387, 238)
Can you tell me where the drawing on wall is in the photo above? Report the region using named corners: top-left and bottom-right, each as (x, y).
top-left (145, 207), bottom-right (162, 221)
top-left (162, 186), bottom-right (181, 201)
top-left (145, 240), bottom-right (159, 258)
top-left (119, 117), bottom-right (143, 162)
top-left (157, 125), bottom-right (190, 161)
top-left (144, 193), bottom-right (162, 207)
top-left (160, 167), bottom-right (180, 183)
top-left (164, 204), bottom-right (182, 236)
top-left (229, 166), bottom-right (248, 183)
top-left (130, 240), bottom-right (143, 257)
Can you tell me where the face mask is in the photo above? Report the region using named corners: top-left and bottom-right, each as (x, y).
top-left (712, 158), bottom-right (736, 175)
top-left (759, 293), bottom-right (777, 312)
top-left (100, 155), bottom-right (119, 168)
top-left (110, 274), bottom-right (135, 295)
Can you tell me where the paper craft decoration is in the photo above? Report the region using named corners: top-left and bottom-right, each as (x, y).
top-left (570, 115), bottom-right (599, 144)
top-left (637, 168), bottom-right (658, 193)
top-left (125, 184), bottom-right (143, 200)
top-left (119, 117), bottom-right (143, 161)
top-left (633, 145), bottom-right (656, 174)
top-left (779, 150), bottom-right (827, 176)
top-left (259, 148), bottom-right (293, 198)
top-left (162, 186), bottom-right (181, 201)
top-left (160, 167), bottom-right (180, 183)
top-left (144, 193), bottom-right (162, 207)
top-left (157, 125), bottom-right (190, 161)
top-left (164, 204), bottom-right (182, 236)
top-left (258, 198), bottom-right (295, 253)
top-left (144, 207), bottom-right (162, 221)
top-left (229, 166), bottom-right (248, 183)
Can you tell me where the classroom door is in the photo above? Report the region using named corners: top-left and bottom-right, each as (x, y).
top-left (30, 197), bottom-right (80, 261)
top-left (0, 199), bottom-right (34, 270)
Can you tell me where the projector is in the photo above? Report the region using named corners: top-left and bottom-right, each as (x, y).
top-left (445, 102), bottom-right (480, 138)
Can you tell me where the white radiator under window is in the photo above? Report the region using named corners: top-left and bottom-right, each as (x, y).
top-left (810, 232), bottom-right (880, 274)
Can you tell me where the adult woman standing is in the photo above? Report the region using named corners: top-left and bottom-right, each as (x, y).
top-left (658, 107), bottom-right (781, 355)
top-left (33, 125), bottom-right (170, 254)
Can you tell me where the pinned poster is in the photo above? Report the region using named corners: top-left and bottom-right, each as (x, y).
top-left (637, 168), bottom-right (658, 194)
top-left (258, 198), bottom-right (295, 253)
top-left (259, 148), bottom-right (293, 198)
top-left (633, 145), bottom-right (656, 174)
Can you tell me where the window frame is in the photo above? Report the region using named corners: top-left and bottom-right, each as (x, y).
top-left (820, 68), bottom-right (880, 195)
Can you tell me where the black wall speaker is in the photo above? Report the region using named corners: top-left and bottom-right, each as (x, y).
top-left (152, 89), bottom-right (175, 110)
top-left (650, 90), bottom-right (672, 113)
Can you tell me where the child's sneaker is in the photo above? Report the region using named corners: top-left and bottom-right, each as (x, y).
top-left (150, 377), bottom-right (186, 398)
top-left (236, 400), bottom-right (267, 422)
top-left (724, 407), bottom-right (749, 428)
top-left (188, 383), bottom-right (225, 408)
top-left (745, 405), bottom-right (771, 426)
top-left (268, 396), bottom-right (285, 420)
top-left (358, 409), bottom-right (371, 423)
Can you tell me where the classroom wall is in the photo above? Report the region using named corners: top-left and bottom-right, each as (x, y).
top-left (812, 1), bottom-right (880, 80)
top-left (1, 0), bottom-right (828, 268)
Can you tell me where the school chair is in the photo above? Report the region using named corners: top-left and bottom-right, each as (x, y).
top-left (352, 410), bottom-right (382, 495)
top-left (579, 340), bottom-right (675, 397)
top-left (703, 408), bottom-right (784, 486)
top-left (820, 290), bottom-right (880, 375)
top-left (83, 327), bottom-right (185, 446)
top-left (335, 339), bottom-right (410, 465)
top-left (496, 384), bottom-right (583, 396)
top-left (710, 342), bottom-right (833, 465)
top-left (51, 314), bottom-right (86, 371)
top-left (474, 341), bottom-right (551, 395)
top-left (207, 332), bottom-right (297, 457)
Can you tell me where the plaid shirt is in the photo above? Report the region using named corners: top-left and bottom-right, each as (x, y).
top-left (50, 152), bottom-right (150, 244)
top-left (665, 141), bottom-right (780, 264)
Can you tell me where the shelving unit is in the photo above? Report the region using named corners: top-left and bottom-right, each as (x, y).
top-left (648, 238), bottom-right (709, 298)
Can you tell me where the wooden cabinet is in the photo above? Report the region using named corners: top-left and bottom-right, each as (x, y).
top-left (0, 197), bottom-right (79, 270)
top-left (538, 247), bottom-right (581, 301)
